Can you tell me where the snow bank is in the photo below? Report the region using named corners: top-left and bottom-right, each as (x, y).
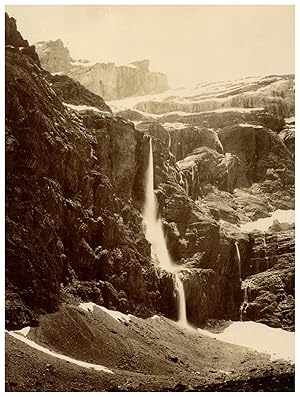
top-left (70, 60), bottom-right (96, 67)
top-left (7, 330), bottom-right (113, 373)
top-left (240, 209), bottom-right (295, 232)
top-left (79, 302), bottom-right (135, 324)
top-left (51, 71), bottom-right (64, 76)
top-left (63, 102), bottom-right (111, 115)
top-left (78, 302), bottom-right (95, 312)
top-left (98, 306), bottom-right (135, 324)
top-left (177, 157), bottom-right (196, 171)
top-left (15, 326), bottom-right (31, 337)
top-left (285, 116), bottom-right (295, 124)
top-left (198, 321), bottom-right (294, 363)
top-left (201, 107), bottom-right (264, 114)
top-left (239, 123), bottom-right (263, 129)
top-left (150, 315), bottom-right (160, 320)
top-left (162, 122), bottom-right (189, 131)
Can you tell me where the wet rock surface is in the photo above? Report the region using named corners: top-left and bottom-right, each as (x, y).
top-left (46, 73), bottom-right (112, 113)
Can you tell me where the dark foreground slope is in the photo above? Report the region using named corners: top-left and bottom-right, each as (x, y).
top-left (5, 305), bottom-right (294, 392)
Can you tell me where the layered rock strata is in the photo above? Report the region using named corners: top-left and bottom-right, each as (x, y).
top-left (36, 39), bottom-right (168, 100)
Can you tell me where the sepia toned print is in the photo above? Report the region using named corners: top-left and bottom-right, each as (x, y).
top-left (5, 5), bottom-right (294, 392)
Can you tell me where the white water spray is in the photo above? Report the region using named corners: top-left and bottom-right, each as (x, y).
top-left (240, 279), bottom-right (251, 321)
top-left (143, 137), bottom-right (187, 325)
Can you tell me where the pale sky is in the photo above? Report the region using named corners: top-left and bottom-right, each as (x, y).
top-left (6, 5), bottom-right (294, 87)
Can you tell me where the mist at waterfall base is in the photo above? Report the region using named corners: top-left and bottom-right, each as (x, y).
top-left (142, 137), bottom-right (187, 326)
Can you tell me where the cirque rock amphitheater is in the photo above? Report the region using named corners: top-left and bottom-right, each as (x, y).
top-left (5, 8), bottom-right (295, 392)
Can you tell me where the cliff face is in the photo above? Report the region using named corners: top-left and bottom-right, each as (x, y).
top-left (35, 39), bottom-right (168, 100)
top-left (66, 61), bottom-right (168, 100)
top-left (5, 13), bottom-right (40, 66)
top-left (5, 14), bottom-right (175, 328)
top-left (133, 76), bottom-right (295, 119)
top-left (5, 14), bottom-right (243, 329)
top-left (6, 14), bottom-right (294, 332)
top-left (115, 75), bottom-right (295, 330)
top-left (240, 229), bottom-right (294, 331)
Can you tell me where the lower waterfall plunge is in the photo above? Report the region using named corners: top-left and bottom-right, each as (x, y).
top-left (143, 137), bottom-right (187, 325)
top-left (240, 280), bottom-right (251, 321)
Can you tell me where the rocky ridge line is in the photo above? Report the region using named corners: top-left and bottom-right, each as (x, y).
top-left (35, 39), bottom-right (168, 100)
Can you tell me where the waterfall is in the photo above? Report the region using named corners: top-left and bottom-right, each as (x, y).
top-left (191, 165), bottom-right (195, 183)
top-left (168, 132), bottom-right (171, 151)
top-left (263, 234), bottom-right (269, 270)
top-left (143, 137), bottom-right (187, 325)
top-left (240, 280), bottom-right (251, 321)
top-left (235, 241), bottom-right (241, 281)
top-left (174, 273), bottom-right (187, 325)
top-left (185, 178), bottom-right (189, 195)
top-left (179, 171), bottom-right (184, 187)
top-left (262, 234), bottom-right (267, 249)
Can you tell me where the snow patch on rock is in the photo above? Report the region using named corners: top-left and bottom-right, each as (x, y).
top-left (79, 302), bottom-right (136, 324)
top-left (240, 209), bottom-right (295, 232)
top-left (63, 102), bottom-right (111, 115)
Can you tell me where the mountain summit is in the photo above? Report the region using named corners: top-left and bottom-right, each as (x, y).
top-left (35, 39), bottom-right (168, 100)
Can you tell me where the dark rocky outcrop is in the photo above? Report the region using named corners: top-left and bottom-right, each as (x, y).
top-left (239, 229), bottom-right (294, 331)
top-left (278, 123), bottom-right (295, 158)
top-left (218, 123), bottom-right (294, 186)
top-left (5, 13), bottom-right (40, 66)
top-left (5, 17), bottom-right (174, 329)
top-left (46, 73), bottom-right (112, 113)
top-left (164, 123), bottom-right (224, 160)
top-left (5, 13), bottom-right (28, 48)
